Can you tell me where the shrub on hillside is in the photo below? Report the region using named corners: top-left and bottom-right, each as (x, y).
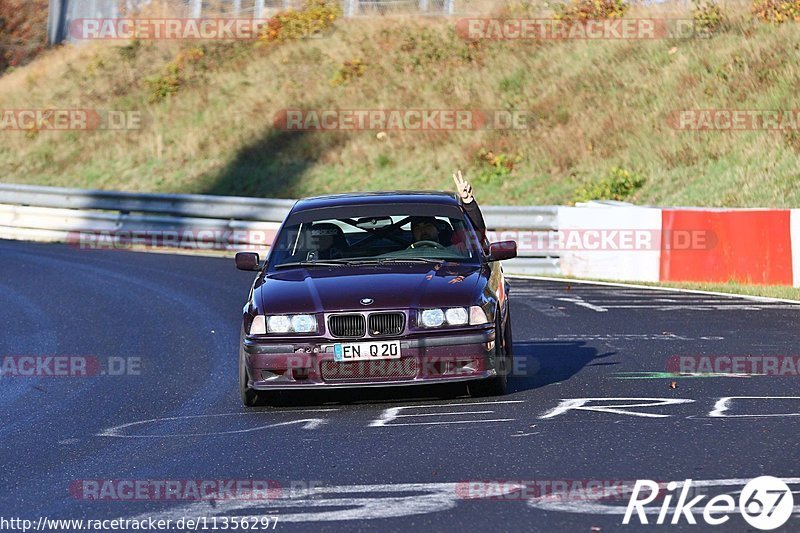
top-left (258, 0), bottom-right (341, 44)
top-left (393, 26), bottom-right (481, 73)
top-left (573, 167), bottom-right (645, 203)
top-left (752, 0), bottom-right (800, 22)
top-left (693, 0), bottom-right (728, 33)
top-left (0, 0), bottom-right (48, 74)
top-left (146, 47), bottom-right (205, 103)
top-left (474, 149), bottom-right (524, 184)
top-left (330, 58), bottom-right (367, 86)
top-left (553, 0), bottom-right (628, 22)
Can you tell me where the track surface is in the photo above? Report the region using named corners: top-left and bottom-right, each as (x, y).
top-left (1, 240), bottom-right (799, 532)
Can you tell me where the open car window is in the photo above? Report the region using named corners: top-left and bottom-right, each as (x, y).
top-left (268, 205), bottom-right (482, 270)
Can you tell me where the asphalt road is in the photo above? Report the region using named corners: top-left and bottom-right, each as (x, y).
top-left (1, 239), bottom-right (799, 532)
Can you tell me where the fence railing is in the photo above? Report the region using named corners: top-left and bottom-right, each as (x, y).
top-left (0, 183), bottom-right (560, 274)
top-left (48, 0), bottom-right (461, 44)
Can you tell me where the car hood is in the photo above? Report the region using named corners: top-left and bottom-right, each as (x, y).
top-left (256, 263), bottom-right (485, 314)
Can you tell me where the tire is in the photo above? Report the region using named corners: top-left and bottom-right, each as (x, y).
top-left (239, 328), bottom-right (261, 407)
top-left (469, 310), bottom-right (510, 398)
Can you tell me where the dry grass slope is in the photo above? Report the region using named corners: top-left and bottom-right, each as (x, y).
top-left (0, 1), bottom-right (799, 206)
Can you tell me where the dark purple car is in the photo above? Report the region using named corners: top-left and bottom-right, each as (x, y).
top-left (235, 191), bottom-right (517, 406)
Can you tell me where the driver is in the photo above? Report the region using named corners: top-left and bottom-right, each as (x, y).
top-left (410, 216), bottom-right (440, 246)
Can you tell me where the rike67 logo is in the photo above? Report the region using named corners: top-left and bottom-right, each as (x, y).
top-left (623, 477), bottom-right (794, 529)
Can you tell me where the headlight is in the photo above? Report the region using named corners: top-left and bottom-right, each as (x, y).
top-left (469, 305), bottom-right (489, 325)
top-left (291, 314), bottom-right (317, 333)
top-left (250, 315), bottom-right (267, 335)
top-left (267, 315), bottom-right (291, 333)
top-left (419, 307), bottom-right (475, 328)
top-left (445, 307), bottom-right (469, 325)
top-left (257, 314), bottom-right (318, 334)
top-left (420, 309), bottom-right (445, 328)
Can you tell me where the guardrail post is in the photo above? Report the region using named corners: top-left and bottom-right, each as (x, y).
top-left (191, 0), bottom-right (202, 18)
top-left (254, 0), bottom-right (265, 18)
top-left (232, 0), bottom-right (242, 16)
top-left (345, 0), bottom-right (358, 17)
top-left (47, 0), bottom-right (66, 45)
top-left (444, 0), bottom-right (454, 15)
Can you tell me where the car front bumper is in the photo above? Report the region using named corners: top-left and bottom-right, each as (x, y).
top-left (242, 329), bottom-right (497, 390)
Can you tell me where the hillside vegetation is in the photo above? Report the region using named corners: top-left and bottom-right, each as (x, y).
top-left (0, 0), bottom-right (48, 73)
top-left (1, 1), bottom-right (799, 206)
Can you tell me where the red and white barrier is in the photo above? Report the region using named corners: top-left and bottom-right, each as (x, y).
top-left (558, 206), bottom-right (662, 282)
top-left (793, 210), bottom-right (800, 288)
top-left (554, 206), bottom-right (800, 288)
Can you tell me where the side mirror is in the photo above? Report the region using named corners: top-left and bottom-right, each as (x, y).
top-left (235, 252), bottom-right (261, 271)
top-left (488, 241), bottom-right (517, 262)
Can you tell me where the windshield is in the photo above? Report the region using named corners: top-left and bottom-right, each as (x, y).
top-left (267, 204), bottom-right (482, 270)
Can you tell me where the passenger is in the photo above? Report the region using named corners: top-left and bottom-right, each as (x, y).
top-left (305, 223), bottom-right (347, 260)
top-left (453, 170), bottom-right (487, 246)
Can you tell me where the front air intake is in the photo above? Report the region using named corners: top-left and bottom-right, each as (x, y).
top-left (328, 314), bottom-right (366, 338)
top-left (368, 313), bottom-right (405, 336)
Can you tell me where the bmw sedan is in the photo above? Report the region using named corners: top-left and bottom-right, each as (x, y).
top-left (235, 191), bottom-right (517, 406)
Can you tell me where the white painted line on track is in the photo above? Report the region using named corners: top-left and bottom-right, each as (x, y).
top-left (380, 419), bottom-right (516, 427)
top-left (556, 297), bottom-right (608, 312)
top-left (709, 396), bottom-right (800, 418)
top-left (124, 478), bottom-right (800, 524)
top-left (509, 275), bottom-right (800, 305)
top-left (369, 400), bottom-right (524, 427)
top-left (98, 410), bottom-right (339, 437)
top-left (394, 410), bottom-right (495, 417)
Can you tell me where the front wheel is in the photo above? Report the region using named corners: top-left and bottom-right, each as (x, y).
top-left (469, 311), bottom-right (510, 398)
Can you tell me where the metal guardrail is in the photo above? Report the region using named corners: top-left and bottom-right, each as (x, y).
top-left (482, 205), bottom-right (559, 231)
top-left (0, 184), bottom-right (296, 221)
top-left (0, 183), bottom-right (560, 274)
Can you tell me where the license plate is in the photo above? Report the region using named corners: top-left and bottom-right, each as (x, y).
top-left (333, 340), bottom-right (401, 362)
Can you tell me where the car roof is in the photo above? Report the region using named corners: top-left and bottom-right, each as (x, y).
top-left (292, 191), bottom-right (462, 212)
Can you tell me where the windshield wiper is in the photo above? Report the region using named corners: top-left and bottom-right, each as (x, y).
top-left (275, 258), bottom-right (451, 269)
top-left (274, 260), bottom-right (355, 269)
top-left (369, 258), bottom-right (446, 265)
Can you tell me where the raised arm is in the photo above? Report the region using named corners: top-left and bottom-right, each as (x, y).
top-left (453, 170), bottom-right (488, 246)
